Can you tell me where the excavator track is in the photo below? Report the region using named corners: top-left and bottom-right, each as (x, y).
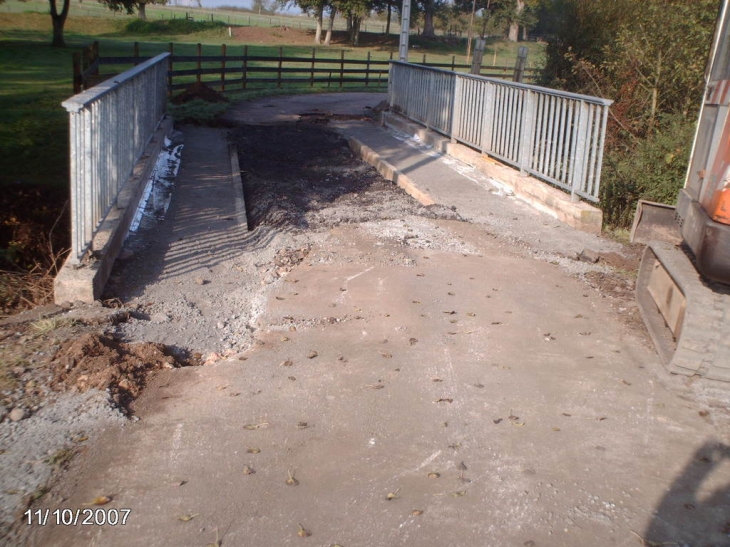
top-left (636, 241), bottom-right (730, 381)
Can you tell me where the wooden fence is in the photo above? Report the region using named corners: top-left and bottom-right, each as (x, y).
top-left (73, 41), bottom-right (539, 95)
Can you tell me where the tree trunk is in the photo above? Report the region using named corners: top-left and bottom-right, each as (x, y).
top-left (350, 15), bottom-right (361, 45)
top-left (422, 0), bottom-right (435, 37)
top-left (385, 3), bottom-right (391, 35)
top-left (324, 7), bottom-right (336, 46)
top-left (138, 2), bottom-right (147, 20)
top-left (314, 5), bottom-right (323, 44)
top-left (49, 0), bottom-right (70, 48)
top-left (508, 0), bottom-right (524, 42)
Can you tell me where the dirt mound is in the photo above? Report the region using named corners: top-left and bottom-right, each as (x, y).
top-left (171, 82), bottom-right (229, 105)
top-left (49, 333), bottom-right (190, 410)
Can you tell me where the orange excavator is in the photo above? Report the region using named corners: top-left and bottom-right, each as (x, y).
top-left (634, 0), bottom-right (730, 381)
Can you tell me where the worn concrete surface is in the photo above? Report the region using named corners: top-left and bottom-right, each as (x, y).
top-left (26, 94), bottom-right (730, 547)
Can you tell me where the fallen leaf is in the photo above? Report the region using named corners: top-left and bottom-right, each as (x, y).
top-left (552, 427), bottom-right (561, 432)
top-left (216, 385), bottom-right (228, 391)
top-left (83, 496), bottom-right (112, 506)
top-left (450, 319), bottom-right (458, 324)
top-left (411, 510), bottom-right (424, 516)
top-left (173, 480), bottom-right (188, 487)
top-left (246, 447), bottom-right (261, 454)
top-left (435, 398), bottom-right (453, 403)
top-left (74, 435), bottom-right (89, 443)
top-left (473, 383), bottom-right (485, 388)
top-left (562, 412), bottom-right (572, 417)
top-left (379, 351), bottom-right (393, 358)
top-left (177, 514), bottom-right (198, 522)
top-left (276, 296), bottom-right (285, 300)
top-left (443, 311), bottom-right (456, 315)
top-left (242, 465), bottom-right (255, 475)
top-left (230, 392), bottom-right (241, 397)
top-left (579, 331), bottom-right (591, 336)
top-left (386, 489), bottom-right (400, 501)
top-left (448, 442), bottom-right (462, 450)
top-left (457, 461), bottom-right (467, 471)
top-left (412, 300), bottom-right (421, 304)
top-left (297, 421), bottom-right (309, 429)
top-left (307, 350), bottom-right (318, 359)
top-left (281, 336), bottom-right (290, 342)
top-left (280, 360), bottom-right (293, 367)
top-left (699, 410), bottom-right (710, 417)
top-left (416, 273), bottom-right (425, 277)
top-left (286, 470), bottom-right (300, 486)
top-left (427, 472), bottom-right (440, 479)
top-left (491, 321), bottom-right (502, 325)
top-left (365, 383), bottom-right (385, 389)
top-left (597, 417), bottom-right (608, 421)
top-left (467, 312), bottom-right (476, 317)
top-left (622, 379), bottom-right (632, 386)
top-left (451, 490), bottom-right (467, 497)
top-left (243, 422), bottom-right (269, 430)
top-left (508, 412), bottom-right (525, 426)
top-left (493, 418), bottom-right (503, 424)
top-left (409, 337), bottom-right (418, 346)
top-left (288, 376), bottom-right (296, 381)
top-left (430, 377), bottom-right (443, 382)
top-left (297, 524), bottom-right (312, 538)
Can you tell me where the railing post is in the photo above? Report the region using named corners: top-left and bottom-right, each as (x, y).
top-left (451, 73), bottom-right (462, 141)
top-left (519, 89), bottom-right (536, 175)
top-left (571, 101), bottom-right (590, 202)
top-left (481, 80), bottom-right (496, 154)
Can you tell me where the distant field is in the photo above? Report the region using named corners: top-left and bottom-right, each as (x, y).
top-left (0, 9), bottom-right (544, 189)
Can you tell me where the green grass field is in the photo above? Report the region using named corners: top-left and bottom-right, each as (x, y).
top-left (0, 9), bottom-right (544, 190)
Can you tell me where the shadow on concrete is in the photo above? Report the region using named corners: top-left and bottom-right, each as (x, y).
top-left (644, 440), bottom-right (730, 546)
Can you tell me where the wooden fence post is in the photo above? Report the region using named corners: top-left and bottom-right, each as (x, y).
top-left (221, 43), bottom-right (226, 92)
top-left (196, 43), bottom-right (202, 84)
top-left (310, 48), bottom-right (315, 88)
top-left (73, 52), bottom-right (82, 94)
top-left (168, 42), bottom-right (174, 97)
top-left (339, 50), bottom-right (344, 88)
top-left (133, 41), bottom-right (140, 65)
top-left (242, 45), bottom-right (248, 89)
top-left (277, 47), bottom-right (283, 89)
top-left (365, 51), bottom-right (370, 87)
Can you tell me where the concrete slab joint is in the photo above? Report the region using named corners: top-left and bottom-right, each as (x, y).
top-left (54, 117), bottom-right (174, 305)
top-left (381, 112), bottom-right (603, 234)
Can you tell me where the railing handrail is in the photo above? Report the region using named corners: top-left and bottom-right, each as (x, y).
top-left (389, 61), bottom-right (613, 107)
top-left (388, 62), bottom-right (612, 203)
top-left (63, 53), bottom-right (170, 113)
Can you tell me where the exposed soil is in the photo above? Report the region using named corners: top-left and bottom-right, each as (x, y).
top-left (233, 123), bottom-right (460, 231)
top-left (170, 82), bottom-right (229, 105)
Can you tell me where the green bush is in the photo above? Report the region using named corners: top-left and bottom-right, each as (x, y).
top-left (124, 19), bottom-right (227, 36)
top-left (600, 114), bottom-right (695, 227)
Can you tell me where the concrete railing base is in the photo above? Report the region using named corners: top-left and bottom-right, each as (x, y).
top-left (54, 117), bottom-right (174, 304)
top-left (382, 112), bottom-right (603, 235)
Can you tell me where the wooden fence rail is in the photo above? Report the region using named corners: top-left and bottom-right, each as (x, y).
top-left (73, 41), bottom-right (539, 94)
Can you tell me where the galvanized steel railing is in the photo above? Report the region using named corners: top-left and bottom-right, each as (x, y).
top-left (388, 62), bottom-right (613, 203)
top-left (62, 53), bottom-right (170, 264)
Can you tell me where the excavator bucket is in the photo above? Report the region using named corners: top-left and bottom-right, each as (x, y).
top-left (629, 200), bottom-right (681, 245)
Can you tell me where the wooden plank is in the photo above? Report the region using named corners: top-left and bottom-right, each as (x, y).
top-left (647, 260), bottom-right (687, 338)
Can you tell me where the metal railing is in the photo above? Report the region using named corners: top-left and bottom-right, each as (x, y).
top-left (388, 62), bottom-right (613, 203)
top-left (62, 53), bottom-right (170, 264)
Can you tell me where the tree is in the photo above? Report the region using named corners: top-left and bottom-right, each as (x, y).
top-left (539, 0), bottom-right (719, 227)
top-left (50, 0), bottom-right (71, 46)
top-left (98, 0), bottom-right (167, 20)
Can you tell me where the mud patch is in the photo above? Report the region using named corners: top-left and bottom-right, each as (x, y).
top-left (50, 333), bottom-right (193, 412)
top-left (232, 123), bottom-right (459, 231)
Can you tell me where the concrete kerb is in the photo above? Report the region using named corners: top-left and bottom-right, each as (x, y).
top-left (54, 117), bottom-right (174, 304)
top-left (380, 111), bottom-right (603, 235)
top-left (229, 143), bottom-right (249, 229)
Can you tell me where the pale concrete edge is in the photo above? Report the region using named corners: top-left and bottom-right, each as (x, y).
top-left (382, 112), bottom-right (603, 235)
top-left (54, 117), bottom-right (174, 304)
top-left (345, 137), bottom-right (436, 207)
top-left (229, 143), bottom-right (249, 229)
